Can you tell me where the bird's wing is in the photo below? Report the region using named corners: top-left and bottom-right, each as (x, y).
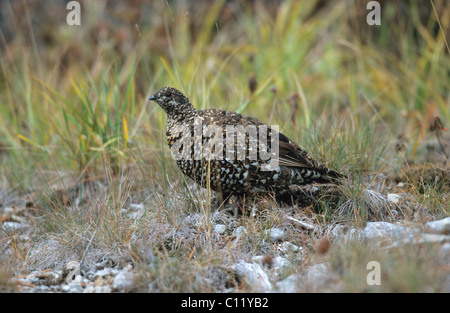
top-left (201, 109), bottom-right (318, 169)
top-left (277, 133), bottom-right (316, 168)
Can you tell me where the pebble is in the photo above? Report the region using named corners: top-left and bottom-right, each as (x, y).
top-left (112, 269), bottom-right (136, 292)
top-left (414, 233), bottom-right (450, 245)
top-left (2, 221), bottom-right (29, 232)
top-left (230, 261), bottom-right (272, 292)
top-left (214, 224), bottom-right (227, 234)
top-left (275, 263), bottom-right (336, 292)
top-left (281, 241), bottom-right (300, 253)
top-left (271, 256), bottom-right (291, 272)
top-left (275, 274), bottom-right (302, 293)
top-left (424, 217), bottom-right (450, 235)
top-left (83, 285), bottom-right (112, 293)
top-left (232, 226), bottom-right (247, 238)
top-left (361, 221), bottom-right (419, 245)
top-left (62, 283), bottom-right (84, 293)
top-left (93, 268), bottom-right (118, 278)
top-left (303, 263), bottom-right (336, 291)
top-left (387, 193), bottom-right (401, 203)
top-left (265, 227), bottom-right (286, 242)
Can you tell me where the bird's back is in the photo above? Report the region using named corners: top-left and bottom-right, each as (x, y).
top-left (166, 107), bottom-right (343, 197)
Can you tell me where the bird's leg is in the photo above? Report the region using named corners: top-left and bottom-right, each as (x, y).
top-left (236, 194), bottom-right (247, 215)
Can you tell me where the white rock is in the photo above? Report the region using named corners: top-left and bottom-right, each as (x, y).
top-left (93, 268), bottom-right (118, 278)
top-left (281, 241), bottom-right (300, 253)
top-left (272, 256), bottom-right (291, 271)
top-left (233, 226), bottom-right (247, 238)
top-left (415, 233), bottom-right (450, 245)
top-left (2, 207), bottom-right (14, 215)
top-left (304, 263), bottom-right (336, 290)
top-left (2, 221), bottom-right (29, 232)
top-left (62, 283), bottom-right (84, 293)
top-left (73, 274), bottom-right (90, 285)
top-left (231, 261), bottom-right (272, 292)
top-left (387, 193), bottom-right (401, 203)
top-left (28, 286), bottom-right (51, 293)
top-left (425, 217), bottom-right (450, 235)
top-left (112, 270), bottom-right (136, 292)
top-left (275, 274), bottom-right (302, 293)
top-left (361, 222), bottom-right (419, 245)
top-left (214, 224), bottom-right (227, 234)
top-left (265, 227), bottom-right (286, 242)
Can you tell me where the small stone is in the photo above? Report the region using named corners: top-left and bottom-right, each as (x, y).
top-left (28, 285), bottom-right (51, 293)
top-left (214, 224), bottom-right (227, 234)
top-left (62, 283), bottom-right (84, 293)
top-left (281, 241), bottom-right (299, 253)
top-left (2, 221), bottom-right (29, 232)
top-left (275, 274), bottom-right (302, 293)
top-left (93, 285), bottom-right (112, 293)
top-left (82, 285), bottom-right (95, 293)
top-left (272, 256), bottom-right (291, 272)
top-left (387, 193), bottom-right (401, 203)
top-left (265, 227), bottom-right (286, 242)
top-left (415, 233), bottom-right (450, 245)
top-left (73, 274), bottom-right (90, 285)
top-left (303, 263), bottom-right (336, 291)
top-left (424, 217), bottom-right (450, 235)
top-left (230, 261), bottom-right (272, 292)
top-left (93, 268), bottom-right (118, 278)
top-left (112, 270), bottom-right (136, 292)
top-left (361, 222), bottom-right (419, 245)
top-left (233, 226), bottom-right (247, 238)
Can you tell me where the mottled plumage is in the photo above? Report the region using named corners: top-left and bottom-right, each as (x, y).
top-left (149, 87), bottom-right (344, 201)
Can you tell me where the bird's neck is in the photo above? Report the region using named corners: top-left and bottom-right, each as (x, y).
top-left (167, 106), bottom-right (198, 126)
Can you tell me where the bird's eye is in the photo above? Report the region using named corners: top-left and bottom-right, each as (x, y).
top-left (165, 92), bottom-right (171, 97)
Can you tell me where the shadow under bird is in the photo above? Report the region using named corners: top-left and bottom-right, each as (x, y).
top-left (149, 86), bottom-right (344, 203)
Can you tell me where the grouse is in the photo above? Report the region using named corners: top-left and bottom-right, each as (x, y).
top-left (149, 87), bottom-right (344, 202)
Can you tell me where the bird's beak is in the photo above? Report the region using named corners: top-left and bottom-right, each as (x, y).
top-left (148, 94), bottom-right (157, 101)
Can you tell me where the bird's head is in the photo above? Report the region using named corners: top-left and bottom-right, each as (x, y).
top-left (149, 87), bottom-right (194, 119)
